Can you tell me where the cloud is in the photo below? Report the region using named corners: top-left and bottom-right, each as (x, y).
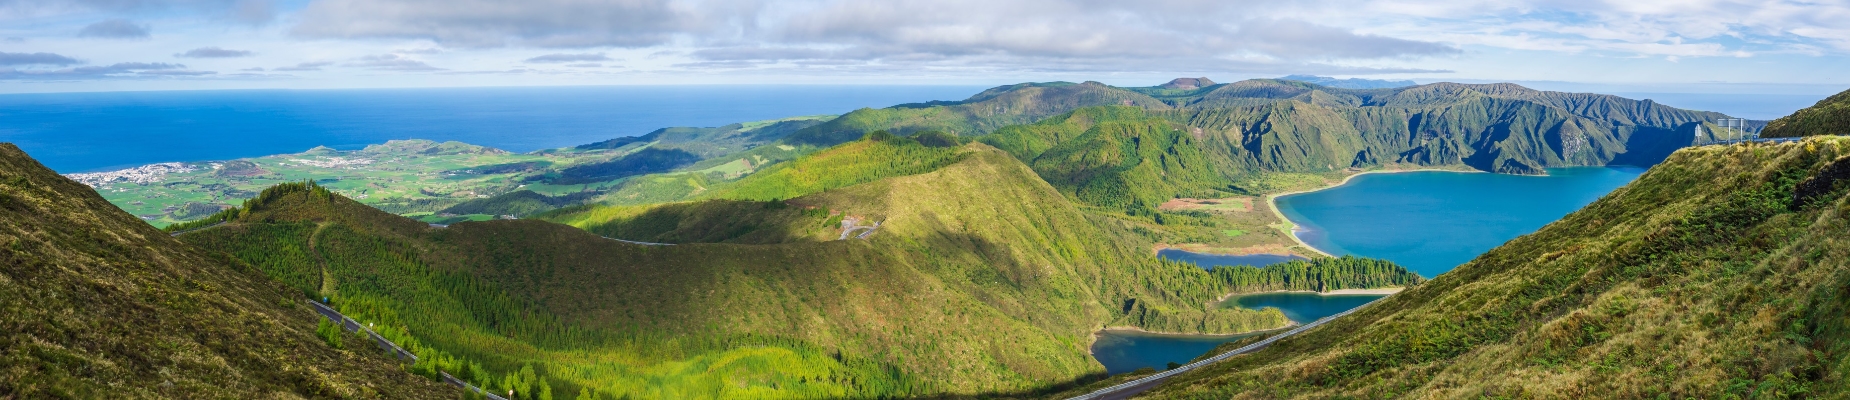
top-left (524, 53), bottom-right (613, 63)
top-left (290, 0), bottom-right (730, 48)
top-left (175, 47), bottom-right (255, 58)
top-left (0, 52), bottom-right (83, 66)
top-left (240, 67), bottom-right (264, 71)
top-left (0, 62), bottom-right (212, 80)
top-left (136, 69), bottom-right (217, 76)
top-left (563, 63), bottom-right (605, 67)
top-left (347, 54), bottom-right (444, 71)
top-left (230, 0), bottom-right (274, 25)
top-left (78, 19), bottom-right (152, 39)
top-left (273, 61), bottom-right (333, 71)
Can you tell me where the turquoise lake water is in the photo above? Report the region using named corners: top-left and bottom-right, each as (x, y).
top-left (1222, 292), bottom-right (1388, 323)
top-left (1276, 167), bottom-right (1645, 277)
top-left (1090, 291), bottom-right (1387, 373)
top-left (1156, 249), bottom-right (1306, 270)
top-left (1091, 330), bottom-right (1264, 374)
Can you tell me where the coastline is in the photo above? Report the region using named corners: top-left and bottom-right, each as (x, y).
top-left (1264, 168), bottom-right (1482, 258)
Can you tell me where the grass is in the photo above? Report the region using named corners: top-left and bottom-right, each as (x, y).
top-left (1134, 137), bottom-right (1850, 398)
top-left (0, 144), bottom-right (454, 398)
top-left (179, 141), bottom-right (1419, 398)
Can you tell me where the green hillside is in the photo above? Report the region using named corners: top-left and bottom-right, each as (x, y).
top-left (0, 144), bottom-right (454, 398)
top-left (1764, 88), bottom-right (1850, 138)
top-left (176, 139), bottom-right (1418, 398)
top-left (781, 81), bottom-right (1171, 146)
top-left (1132, 136), bottom-right (1850, 398)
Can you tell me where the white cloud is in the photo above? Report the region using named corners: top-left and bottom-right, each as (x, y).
top-left (77, 18), bottom-right (151, 38)
top-left (176, 46), bottom-right (254, 58)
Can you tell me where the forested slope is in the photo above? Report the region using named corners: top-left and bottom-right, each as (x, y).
top-left (0, 144), bottom-right (454, 398)
top-left (1138, 136), bottom-right (1850, 398)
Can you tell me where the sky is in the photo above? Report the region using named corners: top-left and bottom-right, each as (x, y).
top-left (1, 0), bottom-right (1848, 94)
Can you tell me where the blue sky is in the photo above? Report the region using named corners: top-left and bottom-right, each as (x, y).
top-left (1, 0), bottom-right (1847, 94)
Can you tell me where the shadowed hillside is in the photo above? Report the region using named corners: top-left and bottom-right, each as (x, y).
top-left (1124, 137), bottom-right (1850, 398)
top-left (0, 143), bottom-right (453, 398)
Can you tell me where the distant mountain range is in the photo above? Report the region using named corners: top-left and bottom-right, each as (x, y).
top-left (74, 77), bottom-right (1757, 225)
top-left (1276, 74), bottom-right (1418, 89)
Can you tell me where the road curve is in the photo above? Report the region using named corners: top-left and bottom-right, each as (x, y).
top-left (1068, 296), bottom-right (1387, 400)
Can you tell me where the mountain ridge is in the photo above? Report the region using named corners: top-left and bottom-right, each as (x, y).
top-left (0, 143), bottom-right (454, 398)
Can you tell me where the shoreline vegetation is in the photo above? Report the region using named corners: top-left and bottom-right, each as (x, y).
top-left (1264, 167), bottom-right (1484, 258)
top-left (1089, 286), bottom-right (1409, 354)
top-left (1209, 287), bottom-right (1405, 308)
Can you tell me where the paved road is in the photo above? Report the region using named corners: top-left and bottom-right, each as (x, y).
top-left (1068, 296), bottom-right (1387, 400)
top-left (606, 237), bottom-right (675, 246)
top-left (308, 300), bottom-right (418, 362)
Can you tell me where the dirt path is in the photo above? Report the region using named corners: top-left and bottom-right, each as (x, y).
top-left (309, 223), bottom-right (332, 295)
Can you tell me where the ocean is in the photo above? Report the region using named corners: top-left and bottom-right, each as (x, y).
top-left (0, 85), bottom-right (987, 173)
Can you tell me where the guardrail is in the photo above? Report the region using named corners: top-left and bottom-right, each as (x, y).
top-left (1067, 296), bottom-right (1388, 400)
top-left (442, 372), bottom-right (511, 400)
top-left (308, 300), bottom-right (417, 362)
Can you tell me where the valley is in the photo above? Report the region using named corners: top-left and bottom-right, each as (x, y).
top-left (13, 79), bottom-right (1841, 399)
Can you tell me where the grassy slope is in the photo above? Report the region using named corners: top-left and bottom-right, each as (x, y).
top-left (1764, 88), bottom-right (1850, 138)
top-left (782, 81), bottom-right (1171, 146)
top-left (0, 144), bottom-right (453, 398)
top-left (1136, 137), bottom-right (1850, 398)
top-left (185, 140), bottom-right (1419, 397)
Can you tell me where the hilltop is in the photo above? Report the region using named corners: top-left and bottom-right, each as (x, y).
top-left (175, 135), bottom-right (1420, 398)
top-left (1122, 136), bottom-right (1850, 398)
top-left (0, 143), bottom-right (453, 398)
top-left (1764, 87), bottom-right (1850, 138)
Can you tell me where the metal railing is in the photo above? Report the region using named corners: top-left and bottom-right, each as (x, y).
top-left (442, 372), bottom-right (511, 400)
top-left (309, 300), bottom-right (418, 362)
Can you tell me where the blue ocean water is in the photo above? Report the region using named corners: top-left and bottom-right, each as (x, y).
top-left (1276, 167), bottom-right (1644, 277)
top-left (1223, 292), bottom-right (1387, 324)
top-left (1156, 249), bottom-right (1306, 270)
top-left (0, 85), bottom-right (987, 173)
top-left (1091, 330), bottom-right (1264, 375)
top-left (1609, 92), bottom-right (1825, 121)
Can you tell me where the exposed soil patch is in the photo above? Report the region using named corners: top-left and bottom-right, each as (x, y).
top-left (1155, 243), bottom-right (1298, 257)
top-left (1159, 197), bottom-right (1254, 213)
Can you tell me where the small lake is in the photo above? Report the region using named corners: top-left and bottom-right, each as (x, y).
top-left (1090, 291), bottom-right (1385, 374)
top-left (1276, 167), bottom-right (1644, 277)
top-left (1156, 249), bottom-right (1307, 269)
top-left (1221, 292), bottom-right (1388, 323)
top-left (1091, 330), bottom-right (1264, 374)
top-left (1080, 248), bottom-right (1317, 374)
